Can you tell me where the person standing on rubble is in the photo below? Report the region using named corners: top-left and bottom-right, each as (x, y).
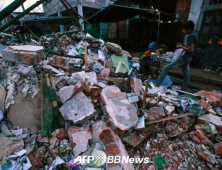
top-left (139, 42), bottom-right (161, 78)
top-left (155, 20), bottom-right (199, 91)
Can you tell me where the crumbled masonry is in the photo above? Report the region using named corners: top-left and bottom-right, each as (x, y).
top-left (0, 31), bottom-right (222, 170)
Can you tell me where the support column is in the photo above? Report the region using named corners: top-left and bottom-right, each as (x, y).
top-left (188, 0), bottom-right (204, 30)
top-left (77, 4), bottom-right (84, 31)
top-left (58, 12), bottom-right (65, 32)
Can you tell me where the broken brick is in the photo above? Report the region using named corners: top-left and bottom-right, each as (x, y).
top-left (106, 144), bottom-right (121, 168)
top-left (99, 127), bottom-right (118, 145)
top-left (195, 130), bottom-right (212, 144)
top-left (52, 128), bottom-right (68, 139)
top-left (198, 100), bottom-right (212, 110)
top-left (2, 45), bottom-right (44, 65)
top-left (54, 55), bottom-right (66, 67)
top-left (197, 91), bottom-right (222, 104)
top-left (215, 142), bottom-right (222, 156)
top-left (189, 134), bottom-right (201, 144)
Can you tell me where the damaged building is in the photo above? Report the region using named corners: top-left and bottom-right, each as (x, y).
top-left (0, 0), bottom-right (222, 170)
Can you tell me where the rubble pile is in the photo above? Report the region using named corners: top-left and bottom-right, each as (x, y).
top-left (0, 31), bottom-right (222, 170)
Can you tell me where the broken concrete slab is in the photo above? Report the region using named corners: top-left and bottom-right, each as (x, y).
top-left (17, 65), bottom-right (37, 78)
top-left (0, 85), bottom-right (6, 112)
top-left (197, 114), bottom-right (222, 135)
top-left (58, 85), bottom-right (75, 103)
top-left (59, 91), bottom-right (95, 124)
top-left (100, 86), bottom-right (138, 131)
top-left (2, 45), bottom-right (44, 65)
top-left (0, 137), bottom-right (24, 160)
top-left (58, 83), bottom-right (84, 103)
top-left (68, 126), bottom-right (92, 156)
top-left (7, 92), bottom-right (41, 134)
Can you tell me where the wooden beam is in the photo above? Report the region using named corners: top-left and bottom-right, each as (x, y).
top-left (97, 75), bottom-right (126, 84)
top-left (145, 113), bottom-right (191, 125)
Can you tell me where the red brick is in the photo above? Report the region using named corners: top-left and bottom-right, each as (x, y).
top-left (106, 144), bottom-right (121, 168)
top-left (99, 127), bottom-right (117, 145)
top-left (198, 100), bottom-right (212, 110)
top-left (195, 130), bottom-right (211, 144)
top-left (55, 55), bottom-right (66, 67)
top-left (215, 142), bottom-right (222, 156)
top-left (52, 128), bottom-right (68, 139)
top-left (189, 134), bottom-right (201, 144)
top-left (18, 52), bottom-right (34, 65)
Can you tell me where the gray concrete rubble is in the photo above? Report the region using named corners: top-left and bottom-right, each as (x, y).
top-left (58, 85), bottom-right (75, 103)
top-left (101, 86), bottom-right (138, 131)
top-left (17, 65), bottom-right (37, 78)
top-left (59, 91), bottom-right (95, 124)
top-left (68, 126), bottom-right (92, 156)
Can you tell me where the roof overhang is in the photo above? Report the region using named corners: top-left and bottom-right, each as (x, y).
top-left (87, 4), bottom-right (173, 23)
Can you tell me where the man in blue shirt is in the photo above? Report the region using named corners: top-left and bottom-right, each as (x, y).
top-left (155, 20), bottom-right (198, 91)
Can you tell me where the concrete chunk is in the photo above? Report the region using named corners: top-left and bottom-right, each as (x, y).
top-left (17, 65), bottom-right (37, 78)
top-left (101, 86), bottom-right (138, 131)
top-left (59, 91), bottom-right (95, 124)
top-left (58, 83), bottom-right (84, 103)
top-left (68, 126), bottom-right (92, 156)
top-left (58, 85), bottom-right (75, 103)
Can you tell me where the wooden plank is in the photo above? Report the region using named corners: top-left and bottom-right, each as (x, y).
top-left (97, 74), bottom-right (126, 84)
top-left (145, 113), bottom-right (191, 125)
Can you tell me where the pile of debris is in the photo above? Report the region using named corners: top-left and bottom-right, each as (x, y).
top-left (0, 31), bottom-right (222, 170)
